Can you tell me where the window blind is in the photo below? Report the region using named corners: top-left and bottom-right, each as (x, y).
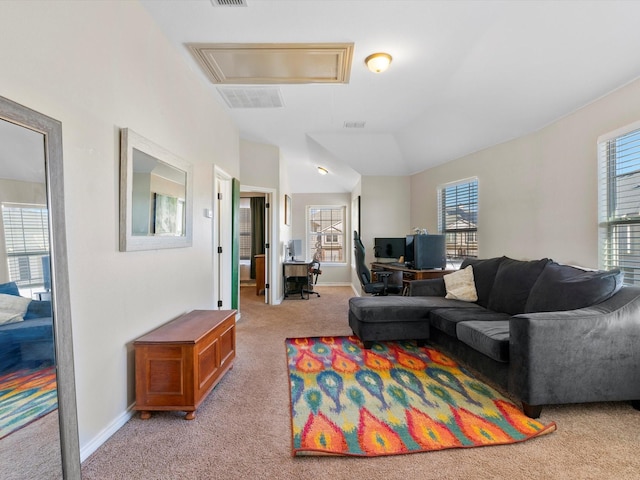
top-left (598, 124), bottom-right (640, 285)
top-left (239, 206), bottom-right (251, 260)
top-left (1, 204), bottom-right (49, 289)
top-left (438, 178), bottom-right (478, 261)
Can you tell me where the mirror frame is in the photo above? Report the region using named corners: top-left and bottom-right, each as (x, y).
top-left (0, 96), bottom-right (81, 478)
top-left (119, 128), bottom-right (193, 252)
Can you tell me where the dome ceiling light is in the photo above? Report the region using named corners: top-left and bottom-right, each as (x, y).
top-left (365, 52), bottom-right (392, 73)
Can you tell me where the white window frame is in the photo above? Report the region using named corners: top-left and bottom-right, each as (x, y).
top-left (306, 205), bottom-right (347, 265)
top-left (598, 120), bottom-right (640, 285)
top-left (1, 202), bottom-right (50, 296)
top-left (437, 177), bottom-right (478, 265)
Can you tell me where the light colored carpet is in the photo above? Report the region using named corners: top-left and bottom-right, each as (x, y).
top-left (81, 286), bottom-right (640, 479)
top-left (0, 410), bottom-right (62, 480)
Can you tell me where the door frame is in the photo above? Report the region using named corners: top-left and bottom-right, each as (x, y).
top-left (213, 166), bottom-right (233, 309)
top-left (240, 185), bottom-right (277, 305)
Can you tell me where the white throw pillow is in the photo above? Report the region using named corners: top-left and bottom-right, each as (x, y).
top-left (0, 293), bottom-right (31, 325)
top-left (444, 265), bottom-right (478, 302)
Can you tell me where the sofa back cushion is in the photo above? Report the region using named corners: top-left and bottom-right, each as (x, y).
top-left (487, 258), bottom-right (550, 315)
top-left (460, 256), bottom-right (506, 308)
top-left (0, 281), bottom-right (20, 296)
top-left (524, 262), bottom-right (624, 313)
top-left (24, 299), bottom-right (52, 320)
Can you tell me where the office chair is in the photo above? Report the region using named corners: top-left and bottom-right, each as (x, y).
top-left (303, 259), bottom-right (322, 298)
top-left (354, 231), bottom-right (402, 296)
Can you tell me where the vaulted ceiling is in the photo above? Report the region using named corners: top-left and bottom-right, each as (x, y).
top-left (141, 0), bottom-right (640, 193)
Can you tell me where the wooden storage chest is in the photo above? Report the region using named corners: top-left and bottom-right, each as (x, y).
top-left (134, 309), bottom-right (236, 420)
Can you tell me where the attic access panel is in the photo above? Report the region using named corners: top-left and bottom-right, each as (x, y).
top-left (187, 43), bottom-right (354, 84)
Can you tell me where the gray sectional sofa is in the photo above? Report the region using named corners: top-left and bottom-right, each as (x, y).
top-left (348, 256), bottom-right (640, 417)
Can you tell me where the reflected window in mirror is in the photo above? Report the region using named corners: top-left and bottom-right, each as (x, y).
top-left (131, 148), bottom-right (187, 237)
top-left (1, 203), bottom-right (50, 299)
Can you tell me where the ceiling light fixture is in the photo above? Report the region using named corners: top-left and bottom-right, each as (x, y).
top-left (365, 52), bottom-right (392, 73)
top-left (317, 166), bottom-right (329, 175)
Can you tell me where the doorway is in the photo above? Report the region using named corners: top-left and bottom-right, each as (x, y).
top-left (239, 187), bottom-right (275, 305)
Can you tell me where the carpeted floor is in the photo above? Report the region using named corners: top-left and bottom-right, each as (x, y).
top-left (0, 366), bottom-right (58, 440)
top-left (0, 366), bottom-right (62, 480)
top-left (81, 286), bottom-right (640, 479)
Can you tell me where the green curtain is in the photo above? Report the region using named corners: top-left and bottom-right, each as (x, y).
top-left (250, 196), bottom-right (265, 279)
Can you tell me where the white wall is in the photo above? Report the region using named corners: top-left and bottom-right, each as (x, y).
top-left (0, 1), bottom-right (239, 457)
top-left (240, 139), bottom-right (280, 188)
top-left (411, 76), bottom-right (640, 268)
top-left (239, 139), bottom-right (283, 301)
top-left (360, 175), bottom-right (411, 265)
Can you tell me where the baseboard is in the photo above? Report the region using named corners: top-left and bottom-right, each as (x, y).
top-left (80, 403), bottom-right (136, 463)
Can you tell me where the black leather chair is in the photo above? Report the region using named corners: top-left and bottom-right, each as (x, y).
top-left (354, 231), bottom-right (402, 295)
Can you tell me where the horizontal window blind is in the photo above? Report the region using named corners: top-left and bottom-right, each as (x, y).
top-left (438, 178), bottom-right (478, 261)
top-left (239, 206), bottom-right (251, 260)
top-left (599, 125), bottom-right (640, 285)
top-left (1, 204), bottom-right (49, 289)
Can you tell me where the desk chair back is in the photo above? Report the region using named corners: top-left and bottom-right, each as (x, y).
top-left (354, 231), bottom-right (402, 295)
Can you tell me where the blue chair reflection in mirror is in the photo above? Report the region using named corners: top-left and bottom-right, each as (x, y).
top-left (0, 281), bottom-right (54, 374)
top-left (354, 231), bottom-right (402, 295)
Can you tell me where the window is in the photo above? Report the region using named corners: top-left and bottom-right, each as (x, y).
top-left (307, 206), bottom-right (345, 263)
top-left (599, 123), bottom-right (640, 285)
top-left (239, 198), bottom-right (251, 260)
top-left (1, 203), bottom-right (50, 294)
top-left (438, 178), bottom-right (478, 264)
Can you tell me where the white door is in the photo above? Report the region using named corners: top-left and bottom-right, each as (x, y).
top-left (214, 167), bottom-right (232, 309)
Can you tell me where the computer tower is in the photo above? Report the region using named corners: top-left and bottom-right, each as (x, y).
top-left (405, 234), bottom-right (446, 269)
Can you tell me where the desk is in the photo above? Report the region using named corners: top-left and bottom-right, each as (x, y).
top-left (255, 254), bottom-right (265, 295)
top-left (283, 261), bottom-right (312, 299)
top-left (371, 262), bottom-right (455, 294)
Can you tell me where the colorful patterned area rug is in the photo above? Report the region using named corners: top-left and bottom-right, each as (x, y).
top-left (286, 336), bottom-right (556, 456)
top-left (0, 366), bottom-right (58, 439)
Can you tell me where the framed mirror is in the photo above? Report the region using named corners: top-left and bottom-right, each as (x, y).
top-left (119, 128), bottom-right (193, 252)
top-left (0, 96), bottom-right (80, 478)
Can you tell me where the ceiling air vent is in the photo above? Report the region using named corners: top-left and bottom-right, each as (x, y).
top-left (344, 121), bottom-right (366, 128)
top-left (210, 0), bottom-right (247, 6)
top-left (217, 87), bottom-right (284, 109)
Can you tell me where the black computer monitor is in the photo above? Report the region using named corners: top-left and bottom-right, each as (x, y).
top-left (287, 239), bottom-right (303, 261)
top-left (373, 237), bottom-right (405, 259)
top-left (405, 234), bottom-right (446, 269)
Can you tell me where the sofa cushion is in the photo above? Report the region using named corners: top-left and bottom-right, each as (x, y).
top-left (524, 262), bottom-right (624, 313)
top-left (1, 316), bottom-right (53, 342)
top-left (430, 307), bottom-right (511, 338)
top-left (0, 293), bottom-right (31, 325)
top-left (487, 258), bottom-right (550, 315)
top-left (444, 265), bottom-right (478, 302)
top-left (0, 281), bottom-right (20, 296)
top-left (456, 320), bottom-right (510, 363)
top-left (24, 300), bottom-right (53, 320)
top-left (460, 257), bottom-right (506, 308)
top-left (349, 296), bottom-right (480, 324)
